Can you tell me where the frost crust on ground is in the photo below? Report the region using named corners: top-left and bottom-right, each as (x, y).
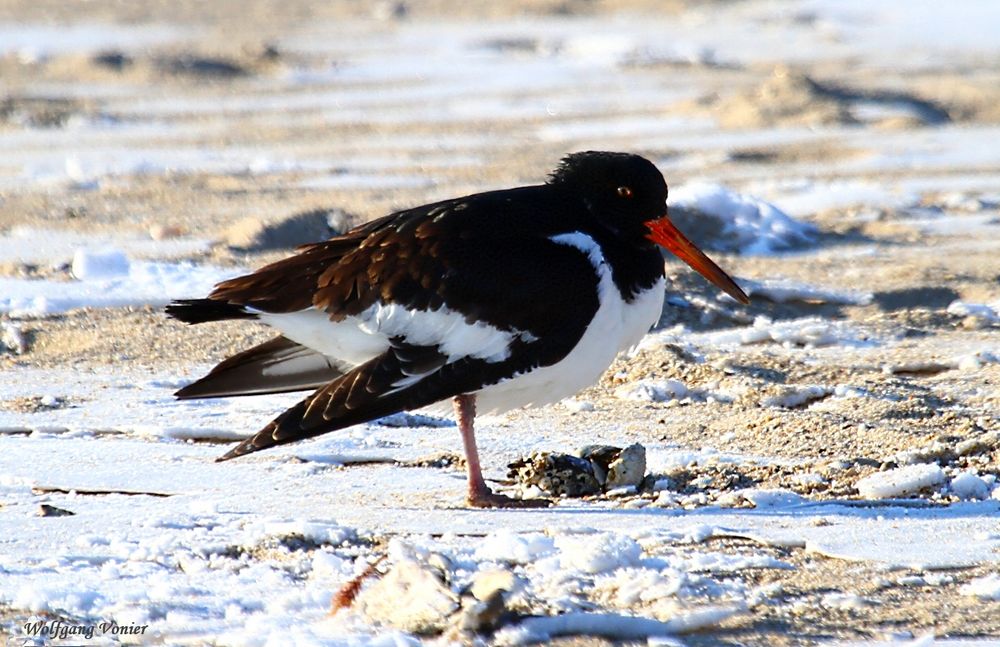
top-left (1, 252), bottom-right (240, 317)
top-left (856, 464), bottom-right (947, 499)
top-left (670, 182), bottom-right (817, 254)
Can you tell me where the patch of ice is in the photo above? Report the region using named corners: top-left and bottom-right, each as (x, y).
top-left (615, 378), bottom-right (736, 406)
top-left (8, 146), bottom-right (317, 190)
top-left (856, 464), bottom-right (946, 499)
top-left (475, 530), bottom-right (556, 565)
top-left (761, 385), bottom-right (832, 409)
top-left (536, 115), bottom-right (708, 143)
top-left (616, 379), bottom-right (689, 403)
top-left (554, 532), bottom-right (642, 574)
top-left (907, 213), bottom-right (1000, 237)
top-left (821, 592), bottom-right (869, 610)
top-left (492, 612), bottom-right (671, 644)
top-left (684, 551), bottom-right (793, 572)
top-left (960, 574), bottom-right (1000, 601)
top-left (670, 182), bottom-right (816, 255)
top-left (644, 447), bottom-right (754, 478)
top-left (0, 23), bottom-right (190, 57)
top-left (882, 349), bottom-right (1000, 375)
top-left (847, 384), bottom-right (877, 398)
top-left (132, 426), bottom-right (248, 442)
top-left (950, 472), bottom-right (990, 501)
top-left (920, 573), bottom-right (955, 587)
top-left (309, 551), bottom-right (350, 580)
top-left (680, 525), bottom-right (716, 544)
top-left (685, 316), bottom-right (875, 349)
top-left (742, 278), bottom-right (873, 306)
top-left (954, 350), bottom-right (1000, 370)
top-left (897, 575), bottom-right (926, 587)
top-left (792, 473), bottom-right (828, 487)
top-left (0, 227), bottom-right (213, 265)
top-left (0, 258), bottom-right (240, 317)
top-left (947, 301), bottom-right (1000, 322)
top-left (13, 584), bottom-right (104, 614)
top-left (2, 415), bottom-right (1000, 643)
top-left (562, 398), bottom-right (595, 412)
top-left (71, 249), bottom-right (130, 280)
top-left (494, 607), bottom-right (740, 645)
top-left (881, 360), bottom-right (953, 376)
top-left (250, 520), bottom-right (354, 546)
top-left (739, 488), bottom-right (808, 509)
top-left (299, 172), bottom-right (434, 190)
top-left (592, 567), bottom-right (684, 606)
top-left (1, 321), bottom-right (27, 355)
top-left (748, 179), bottom-right (915, 218)
top-left (561, 33), bottom-right (636, 66)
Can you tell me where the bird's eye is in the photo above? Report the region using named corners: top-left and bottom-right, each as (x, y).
top-left (616, 186), bottom-right (633, 198)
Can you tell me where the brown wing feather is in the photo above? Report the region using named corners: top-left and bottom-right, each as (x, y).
top-left (216, 343), bottom-right (452, 461)
top-left (209, 240), bottom-right (356, 312)
top-left (310, 209), bottom-right (451, 318)
top-left (207, 213), bottom-right (399, 313)
top-left (205, 207), bottom-right (455, 322)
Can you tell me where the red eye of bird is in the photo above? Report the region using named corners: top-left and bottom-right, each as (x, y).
top-left (616, 186), bottom-right (633, 198)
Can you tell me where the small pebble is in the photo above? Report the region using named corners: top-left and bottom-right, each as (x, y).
top-left (149, 224), bottom-right (185, 240)
top-left (38, 504), bottom-right (75, 517)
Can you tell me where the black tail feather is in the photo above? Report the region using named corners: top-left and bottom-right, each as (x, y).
top-left (165, 299), bottom-right (258, 325)
top-left (175, 336), bottom-right (343, 400)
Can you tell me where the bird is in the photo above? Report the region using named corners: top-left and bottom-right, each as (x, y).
top-left (166, 151), bottom-right (749, 508)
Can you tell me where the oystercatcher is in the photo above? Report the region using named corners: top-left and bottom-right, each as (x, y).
top-left (167, 152), bottom-right (748, 507)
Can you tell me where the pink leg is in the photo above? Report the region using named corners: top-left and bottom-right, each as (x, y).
top-left (453, 394), bottom-right (549, 508)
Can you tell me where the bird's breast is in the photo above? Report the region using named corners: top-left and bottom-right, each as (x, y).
top-left (472, 232), bottom-right (665, 414)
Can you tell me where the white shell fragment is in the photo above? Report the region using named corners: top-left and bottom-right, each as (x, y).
top-left (355, 558), bottom-right (459, 633)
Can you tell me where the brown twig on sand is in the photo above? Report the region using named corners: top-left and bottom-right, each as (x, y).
top-left (330, 554), bottom-right (386, 614)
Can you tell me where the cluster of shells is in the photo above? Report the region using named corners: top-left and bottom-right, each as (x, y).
top-left (507, 443), bottom-right (647, 497)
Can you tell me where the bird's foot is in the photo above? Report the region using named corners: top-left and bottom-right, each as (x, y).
top-left (467, 489), bottom-right (551, 508)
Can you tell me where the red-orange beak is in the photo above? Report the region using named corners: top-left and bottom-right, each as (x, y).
top-left (645, 216), bottom-right (750, 304)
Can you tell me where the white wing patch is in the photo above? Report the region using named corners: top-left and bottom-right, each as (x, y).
top-left (254, 309), bottom-right (388, 368)
top-left (255, 302), bottom-right (536, 372)
top-left (360, 303), bottom-right (525, 362)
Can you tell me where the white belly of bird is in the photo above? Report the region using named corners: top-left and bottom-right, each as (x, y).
top-left (473, 234), bottom-right (665, 415)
